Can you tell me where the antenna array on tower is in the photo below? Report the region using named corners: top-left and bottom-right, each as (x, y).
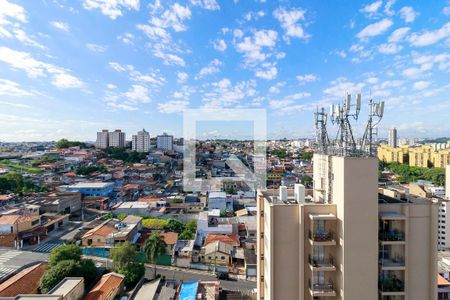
top-left (314, 93), bottom-right (385, 157)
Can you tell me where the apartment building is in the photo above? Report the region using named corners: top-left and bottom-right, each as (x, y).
top-left (378, 144), bottom-right (450, 168)
top-left (108, 129), bottom-right (126, 148)
top-left (156, 133), bottom-right (174, 151)
top-left (389, 128), bottom-right (398, 148)
top-left (257, 153), bottom-right (438, 300)
top-left (96, 130), bottom-right (109, 149)
top-left (132, 129), bottom-right (151, 153)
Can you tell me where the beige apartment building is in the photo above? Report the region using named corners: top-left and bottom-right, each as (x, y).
top-left (257, 154), bottom-right (438, 300)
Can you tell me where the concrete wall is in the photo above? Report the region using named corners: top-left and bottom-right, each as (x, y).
top-left (332, 156), bottom-right (378, 300)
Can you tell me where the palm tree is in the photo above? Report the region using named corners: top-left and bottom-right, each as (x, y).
top-left (142, 233), bottom-right (167, 278)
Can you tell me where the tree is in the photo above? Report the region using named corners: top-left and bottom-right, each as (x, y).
top-left (110, 241), bottom-right (136, 271)
top-left (40, 260), bottom-right (83, 293)
top-left (56, 139), bottom-right (89, 149)
top-left (163, 218), bottom-right (184, 233)
top-left (142, 233), bottom-right (167, 278)
top-left (301, 151), bottom-right (313, 160)
top-left (178, 230), bottom-right (195, 240)
top-left (300, 175), bottom-right (313, 188)
top-left (80, 259), bottom-right (98, 284)
top-left (48, 244), bottom-right (81, 266)
top-left (120, 262), bottom-right (145, 286)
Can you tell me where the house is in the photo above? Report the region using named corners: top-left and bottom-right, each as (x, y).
top-left (0, 194), bottom-right (16, 206)
top-left (48, 277), bottom-right (85, 300)
top-left (81, 219), bottom-right (115, 247)
top-left (196, 211), bottom-right (234, 244)
top-left (0, 214), bottom-right (41, 247)
top-left (173, 240), bottom-right (195, 268)
top-left (0, 263), bottom-right (47, 297)
top-left (66, 182), bottom-right (114, 197)
top-left (20, 192), bottom-right (82, 214)
top-left (202, 240), bottom-right (233, 266)
top-left (207, 192), bottom-right (232, 211)
top-left (160, 232), bottom-right (178, 253)
top-left (204, 234), bottom-right (240, 247)
top-left (84, 273), bottom-right (124, 300)
top-left (244, 249), bottom-right (257, 279)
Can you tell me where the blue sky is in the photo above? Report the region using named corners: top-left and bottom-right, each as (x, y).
top-left (0, 0), bottom-right (449, 142)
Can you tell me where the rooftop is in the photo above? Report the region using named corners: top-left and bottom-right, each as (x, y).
top-left (0, 263), bottom-right (47, 297)
top-left (84, 273), bottom-right (124, 300)
top-left (67, 182), bottom-right (113, 189)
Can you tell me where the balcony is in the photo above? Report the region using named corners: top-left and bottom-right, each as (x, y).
top-left (379, 230), bottom-right (405, 244)
top-left (309, 281), bottom-right (336, 297)
top-left (309, 255), bottom-right (336, 272)
top-left (379, 256), bottom-right (405, 270)
top-left (379, 277), bottom-right (405, 296)
top-left (309, 230), bottom-right (336, 246)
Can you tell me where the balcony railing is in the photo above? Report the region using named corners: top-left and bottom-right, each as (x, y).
top-left (379, 256), bottom-right (405, 267)
top-left (309, 230), bottom-right (335, 242)
top-left (379, 230), bottom-right (405, 242)
top-left (309, 281), bottom-right (335, 293)
top-left (379, 277), bottom-right (405, 292)
top-left (309, 255), bottom-right (335, 268)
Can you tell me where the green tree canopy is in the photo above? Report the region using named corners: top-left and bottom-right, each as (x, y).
top-left (110, 241), bottom-right (136, 271)
top-left (163, 218), bottom-right (184, 233)
top-left (142, 233), bottom-right (167, 278)
top-left (120, 262), bottom-right (145, 286)
top-left (48, 244), bottom-right (82, 266)
top-left (40, 260), bottom-right (83, 293)
top-left (56, 139), bottom-right (89, 149)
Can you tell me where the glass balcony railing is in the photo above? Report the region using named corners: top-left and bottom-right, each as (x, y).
top-left (309, 281), bottom-right (335, 294)
top-left (379, 256), bottom-right (405, 267)
top-left (309, 230), bottom-right (335, 242)
top-left (379, 277), bottom-right (405, 292)
top-left (379, 230), bottom-right (405, 242)
top-left (309, 255), bottom-right (335, 268)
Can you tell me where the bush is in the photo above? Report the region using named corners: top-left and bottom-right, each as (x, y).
top-left (163, 219), bottom-right (184, 233)
top-left (119, 262), bottom-right (145, 286)
top-left (40, 260), bottom-right (82, 293)
top-left (142, 218), bottom-right (168, 229)
top-left (49, 244), bottom-right (81, 266)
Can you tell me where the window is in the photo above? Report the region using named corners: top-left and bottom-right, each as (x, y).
top-left (221, 256), bottom-right (225, 260)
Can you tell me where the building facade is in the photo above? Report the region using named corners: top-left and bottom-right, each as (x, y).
top-left (132, 129), bottom-right (150, 153)
top-left (257, 153), bottom-right (438, 300)
top-left (96, 130), bottom-right (109, 149)
top-left (156, 133), bottom-right (174, 151)
top-left (108, 129), bottom-right (126, 148)
top-left (389, 128), bottom-right (398, 148)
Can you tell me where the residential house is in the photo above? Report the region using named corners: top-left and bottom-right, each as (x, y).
top-left (173, 240), bottom-right (195, 268)
top-left (0, 214), bottom-right (41, 247)
top-left (202, 240), bottom-right (233, 267)
top-left (207, 192), bottom-right (232, 211)
top-left (84, 273), bottom-right (124, 300)
top-left (0, 263), bottom-right (47, 297)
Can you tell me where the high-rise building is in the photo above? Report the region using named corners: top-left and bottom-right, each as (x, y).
top-left (256, 153), bottom-right (438, 300)
top-left (96, 129), bottom-right (109, 149)
top-left (108, 129), bottom-right (126, 148)
top-left (388, 127), bottom-right (398, 148)
top-left (132, 129), bottom-right (150, 153)
top-left (446, 165), bottom-right (450, 200)
top-left (156, 133), bottom-right (173, 151)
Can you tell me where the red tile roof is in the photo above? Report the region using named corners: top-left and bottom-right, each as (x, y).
top-left (438, 274), bottom-right (450, 286)
top-left (0, 263), bottom-right (47, 297)
top-left (160, 232), bottom-right (178, 245)
top-left (84, 272), bottom-right (124, 300)
top-left (0, 215), bottom-right (39, 225)
top-left (204, 234), bottom-right (240, 247)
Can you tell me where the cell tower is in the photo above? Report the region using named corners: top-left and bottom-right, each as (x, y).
top-left (314, 107), bottom-right (329, 153)
top-left (360, 98), bottom-right (385, 156)
top-left (314, 93), bottom-right (385, 157)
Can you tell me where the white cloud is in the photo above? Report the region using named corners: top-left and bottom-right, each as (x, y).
top-left (0, 0), bottom-right (27, 24)
top-left (13, 28), bottom-right (45, 49)
top-left (378, 43), bottom-right (402, 54)
top-left (384, 0), bottom-right (396, 16)
top-left (117, 32), bottom-right (134, 44)
top-left (0, 47), bottom-right (84, 89)
top-left (360, 1), bottom-right (383, 17)
top-left (153, 48), bottom-right (186, 66)
top-left (82, 0), bottom-right (139, 19)
top-left (444, 5), bottom-right (450, 16)
top-left (201, 79), bottom-right (257, 108)
top-left (50, 21), bottom-right (70, 32)
top-left (150, 3), bottom-right (191, 32)
top-left (324, 77), bottom-right (365, 98)
top-left (413, 81), bottom-right (431, 90)
top-left (388, 27), bottom-right (410, 43)
top-left (408, 22), bottom-right (450, 47)
top-left (269, 92), bottom-right (311, 115)
top-left (190, 0), bottom-right (219, 10)
top-left (235, 29), bottom-right (278, 65)
top-left (107, 83), bottom-right (117, 89)
top-left (255, 63), bottom-right (277, 80)
top-left (197, 59), bottom-right (222, 78)
top-left (399, 6), bottom-right (417, 23)
top-left (158, 100), bottom-right (189, 113)
top-left (0, 78), bottom-right (32, 97)
top-left (109, 61), bottom-right (166, 86)
top-left (86, 43), bottom-right (107, 52)
top-left (296, 74), bottom-right (318, 84)
top-left (268, 82), bottom-right (286, 94)
top-left (357, 18), bottom-right (393, 40)
top-left (123, 84), bottom-right (150, 103)
top-left (244, 10), bottom-right (265, 22)
top-left (273, 7), bottom-right (309, 42)
top-left (177, 72), bottom-right (188, 83)
top-left (213, 39), bottom-right (227, 52)
top-left (51, 72), bottom-right (84, 89)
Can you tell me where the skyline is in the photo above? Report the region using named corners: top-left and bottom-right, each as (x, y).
top-left (0, 0), bottom-right (450, 142)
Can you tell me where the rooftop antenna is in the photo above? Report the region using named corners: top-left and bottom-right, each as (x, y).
top-left (330, 93), bottom-right (361, 156)
top-left (314, 106), bottom-right (330, 154)
top-left (361, 98), bottom-right (385, 156)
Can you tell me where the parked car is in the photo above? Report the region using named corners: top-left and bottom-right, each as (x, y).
top-left (215, 272), bottom-right (229, 280)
